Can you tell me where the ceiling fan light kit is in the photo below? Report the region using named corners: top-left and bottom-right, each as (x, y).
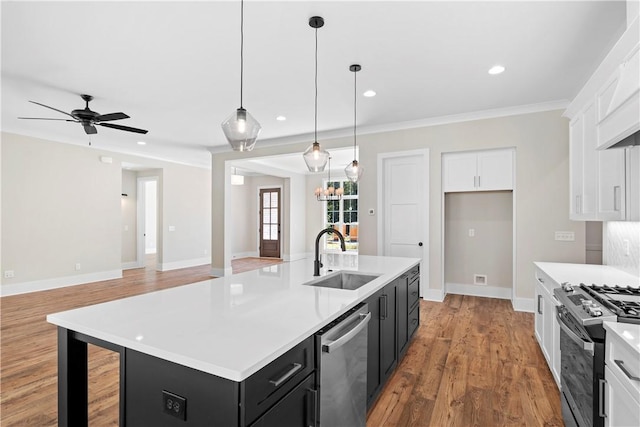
top-left (344, 64), bottom-right (363, 183)
top-left (303, 16), bottom-right (330, 173)
top-left (221, 0), bottom-right (262, 152)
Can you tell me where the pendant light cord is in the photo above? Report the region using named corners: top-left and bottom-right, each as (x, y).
top-left (314, 26), bottom-right (318, 143)
top-left (353, 67), bottom-right (357, 159)
top-left (240, 0), bottom-right (244, 108)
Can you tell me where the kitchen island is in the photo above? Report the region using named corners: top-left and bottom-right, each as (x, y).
top-left (47, 255), bottom-right (420, 426)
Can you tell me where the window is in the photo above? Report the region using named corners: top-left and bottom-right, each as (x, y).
top-left (324, 180), bottom-right (358, 252)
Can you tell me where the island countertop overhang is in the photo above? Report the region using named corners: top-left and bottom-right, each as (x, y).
top-left (47, 255), bottom-right (420, 382)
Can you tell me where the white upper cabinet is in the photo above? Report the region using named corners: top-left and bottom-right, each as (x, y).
top-left (442, 148), bottom-right (513, 193)
top-left (566, 17), bottom-right (639, 221)
top-left (570, 103), bottom-right (599, 220)
top-left (598, 149), bottom-right (627, 220)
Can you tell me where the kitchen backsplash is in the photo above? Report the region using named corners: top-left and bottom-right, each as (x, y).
top-left (605, 221), bottom-right (640, 278)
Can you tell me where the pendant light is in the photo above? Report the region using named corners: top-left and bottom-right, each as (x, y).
top-left (303, 16), bottom-right (330, 172)
top-left (314, 156), bottom-right (344, 201)
top-left (345, 64), bottom-right (363, 182)
top-left (221, 0), bottom-right (261, 151)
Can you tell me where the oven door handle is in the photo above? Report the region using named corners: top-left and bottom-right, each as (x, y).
top-left (556, 307), bottom-right (595, 357)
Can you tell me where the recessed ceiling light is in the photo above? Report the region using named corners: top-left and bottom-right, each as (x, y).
top-left (363, 90), bottom-right (376, 97)
top-left (488, 65), bottom-right (505, 75)
top-left (276, 115), bottom-right (286, 121)
top-left (137, 141), bottom-right (146, 145)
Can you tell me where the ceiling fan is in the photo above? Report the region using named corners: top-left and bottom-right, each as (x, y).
top-left (19, 94), bottom-right (148, 135)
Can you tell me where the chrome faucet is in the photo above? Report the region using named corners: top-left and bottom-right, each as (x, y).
top-left (314, 227), bottom-right (346, 276)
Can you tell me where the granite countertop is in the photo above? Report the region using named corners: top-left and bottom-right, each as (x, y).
top-left (47, 255), bottom-right (419, 381)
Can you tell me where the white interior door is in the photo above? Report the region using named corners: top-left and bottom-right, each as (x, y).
top-left (378, 150), bottom-right (429, 297)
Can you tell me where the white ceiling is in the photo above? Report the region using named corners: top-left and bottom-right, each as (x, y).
top-left (1, 1), bottom-right (627, 170)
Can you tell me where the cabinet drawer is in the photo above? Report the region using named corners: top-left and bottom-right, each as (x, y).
top-left (243, 337), bottom-right (315, 425)
top-left (408, 303), bottom-right (420, 338)
top-left (408, 277), bottom-right (420, 310)
top-left (249, 373), bottom-right (316, 427)
top-left (606, 329), bottom-right (640, 399)
top-left (408, 266), bottom-right (420, 283)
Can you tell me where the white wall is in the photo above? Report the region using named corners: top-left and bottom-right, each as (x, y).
top-left (212, 109), bottom-right (585, 304)
top-left (1, 132), bottom-right (211, 294)
top-left (445, 191), bottom-right (513, 288)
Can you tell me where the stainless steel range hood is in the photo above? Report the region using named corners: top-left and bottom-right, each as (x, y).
top-left (606, 129), bottom-right (639, 149)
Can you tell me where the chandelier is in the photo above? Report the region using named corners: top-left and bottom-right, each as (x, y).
top-left (314, 156), bottom-right (343, 201)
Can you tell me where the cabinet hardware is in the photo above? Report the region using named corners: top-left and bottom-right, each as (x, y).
top-left (614, 359), bottom-right (640, 381)
top-left (477, 175), bottom-right (481, 188)
top-left (613, 186), bottom-right (621, 211)
top-left (380, 295), bottom-right (388, 320)
top-left (537, 277), bottom-right (544, 283)
top-left (269, 362), bottom-right (302, 387)
top-left (306, 388), bottom-right (318, 427)
top-left (598, 378), bottom-right (607, 418)
top-left (537, 294), bottom-right (543, 315)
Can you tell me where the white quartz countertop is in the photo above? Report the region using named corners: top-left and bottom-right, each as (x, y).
top-left (534, 262), bottom-right (640, 288)
top-left (604, 321), bottom-right (640, 356)
top-left (47, 255), bottom-right (419, 382)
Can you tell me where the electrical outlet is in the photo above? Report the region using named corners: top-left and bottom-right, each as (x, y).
top-left (474, 274), bottom-right (487, 285)
top-left (75, 263), bottom-right (81, 271)
top-left (4, 270), bottom-right (15, 279)
top-left (162, 390), bottom-right (186, 421)
top-left (468, 228), bottom-right (475, 237)
top-left (554, 231), bottom-right (575, 241)
top-left (168, 225), bottom-right (176, 232)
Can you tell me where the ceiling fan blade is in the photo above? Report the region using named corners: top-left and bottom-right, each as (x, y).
top-left (28, 100), bottom-right (75, 118)
top-left (84, 124), bottom-right (98, 134)
top-left (98, 122), bottom-right (148, 134)
top-left (18, 117), bottom-right (77, 122)
top-left (96, 112), bottom-right (129, 122)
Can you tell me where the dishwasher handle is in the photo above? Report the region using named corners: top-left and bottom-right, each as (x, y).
top-left (322, 312), bottom-right (371, 353)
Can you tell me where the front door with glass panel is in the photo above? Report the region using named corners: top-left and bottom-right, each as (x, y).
top-left (260, 188), bottom-right (281, 258)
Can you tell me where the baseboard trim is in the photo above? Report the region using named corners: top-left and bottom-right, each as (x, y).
top-left (512, 297), bottom-right (535, 313)
top-left (232, 251), bottom-right (259, 259)
top-left (122, 261), bottom-right (141, 270)
top-left (422, 288), bottom-right (445, 302)
top-left (158, 257), bottom-right (211, 272)
top-left (446, 282), bottom-right (512, 300)
top-left (0, 269), bottom-right (123, 297)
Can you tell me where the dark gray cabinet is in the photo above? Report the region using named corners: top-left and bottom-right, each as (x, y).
top-left (125, 337), bottom-right (316, 427)
top-left (366, 265), bottom-right (420, 409)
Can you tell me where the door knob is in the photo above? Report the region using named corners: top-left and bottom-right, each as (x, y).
top-left (418, 242), bottom-right (423, 247)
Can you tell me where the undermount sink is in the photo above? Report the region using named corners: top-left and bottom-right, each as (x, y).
top-left (303, 271), bottom-right (380, 290)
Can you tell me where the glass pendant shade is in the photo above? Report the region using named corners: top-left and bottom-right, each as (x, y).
top-left (221, 108), bottom-right (261, 152)
top-left (303, 141), bottom-right (329, 172)
top-left (345, 160), bottom-right (363, 183)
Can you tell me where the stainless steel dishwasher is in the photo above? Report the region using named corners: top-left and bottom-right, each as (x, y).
top-left (315, 302), bottom-right (371, 427)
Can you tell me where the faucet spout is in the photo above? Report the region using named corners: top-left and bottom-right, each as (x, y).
top-left (314, 227), bottom-right (347, 276)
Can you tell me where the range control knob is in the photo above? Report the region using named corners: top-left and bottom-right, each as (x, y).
top-left (582, 300), bottom-right (594, 310)
top-left (587, 306), bottom-right (603, 317)
top-left (562, 282), bottom-right (574, 292)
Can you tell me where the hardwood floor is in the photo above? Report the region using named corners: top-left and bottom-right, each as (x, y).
top-left (366, 294), bottom-right (563, 427)
top-left (1, 260), bottom-right (561, 426)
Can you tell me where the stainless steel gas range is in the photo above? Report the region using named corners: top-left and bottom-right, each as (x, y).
top-left (554, 282), bottom-right (640, 427)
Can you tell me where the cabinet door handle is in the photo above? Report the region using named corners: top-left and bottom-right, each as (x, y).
top-left (613, 186), bottom-right (621, 211)
top-left (269, 363), bottom-right (302, 387)
top-left (380, 295), bottom-right (388, 320)
top-left (614, 359), bottom-right (640, 381)
top-left (306, 388), bottom-right (318, 427)
top-left (598, 378), bottom-right (607, 418)
top-left (537, 294), bottom-right (543, 315)
top-left (576, 195), bottom-right (582, 214)
top-left (473, 175), bottom-right (477, 188)
top-left (477, 175), bottom-right (481, 188)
